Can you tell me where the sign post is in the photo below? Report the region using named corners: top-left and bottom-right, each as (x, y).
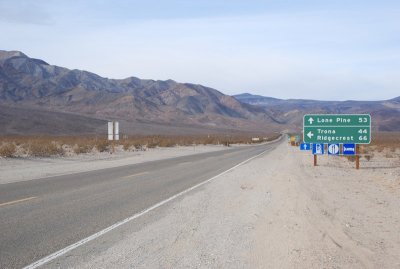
top-left (356, 144), bottom-right (360, 170)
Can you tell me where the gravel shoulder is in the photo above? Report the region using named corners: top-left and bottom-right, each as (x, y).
top-left (45, 141), bottom-right (400, 268)
top-left (0, 145), bottom-right (228, 185)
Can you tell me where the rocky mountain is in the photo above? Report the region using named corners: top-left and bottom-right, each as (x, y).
top-left (234, 93), bottom-right (400, 132)
top-left (0, 50), bottom-right (277, 135)
top-left (1, 50), bottom-right (398, 135)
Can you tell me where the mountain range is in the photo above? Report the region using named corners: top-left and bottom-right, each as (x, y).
top-left (234, 93), bottom-right (400, 132)
top-left (0, 50), bottom-right (399, 135)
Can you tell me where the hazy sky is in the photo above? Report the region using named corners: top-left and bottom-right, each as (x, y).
top-left (1, 0), bottom-right (399, 100)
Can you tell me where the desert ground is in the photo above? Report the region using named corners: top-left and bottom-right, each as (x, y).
top-left (36, 139), bottom-right (400, 269)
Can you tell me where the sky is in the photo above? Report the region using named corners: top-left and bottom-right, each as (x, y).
top-left (0, 0), bottom-right (399, 100)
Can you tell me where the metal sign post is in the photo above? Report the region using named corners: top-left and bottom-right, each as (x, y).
top-left (356, 144), bottom-right (360, 170)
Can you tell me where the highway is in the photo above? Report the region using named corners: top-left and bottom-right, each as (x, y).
top-left (0, 139), bottom-right (280, 269)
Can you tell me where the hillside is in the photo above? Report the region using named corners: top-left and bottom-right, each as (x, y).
top-left (1, 50), bottom-right (399, 135)
top-left (0, 50), bottom-right (276, 135)
top-left (234, 93), bottom-right (400, 132)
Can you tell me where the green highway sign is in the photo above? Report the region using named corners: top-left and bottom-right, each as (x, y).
top-left (303, 114), bottom-right (371, 144)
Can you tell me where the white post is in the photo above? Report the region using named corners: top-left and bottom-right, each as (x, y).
top-left (108, 122), bottom-right (114, 141)
top-left (114, 121), bottom-right (119, 141)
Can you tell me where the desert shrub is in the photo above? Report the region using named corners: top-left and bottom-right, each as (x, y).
top-left (0, 143), bottom-right (16, 157)
top-left (0, 132), bottom-right (283, 157)
top-left (27, 141), bottom-right (64, 157)
top-left (201, 137), bottom-right (215, 145)
top-left (73, 143), bottom-right (94, 154)
top-left (134, 143), bottom-right (144, 151)
top-left (364, 155), bottom-right (373, 161)
top-left (221, 141), bottom-right (230, 147)
top-left (122, 142), bottom-right (132, 151)
top-left (158, 139), bottom-right (176, 147)
top-left (147, 142), bottom-right (158, 148)
top-left (95, 140), bottom-right (109, 152)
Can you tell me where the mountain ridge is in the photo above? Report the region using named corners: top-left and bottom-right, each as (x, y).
top-left (233, 93), bottom-right (400, 132)
top-left (1, 50), bottom-right (399, 135)
top-left (0, 50), bottom-right (278, 135)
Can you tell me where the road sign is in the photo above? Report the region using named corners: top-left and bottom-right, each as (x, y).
top-left (343, 144), bottom-right (356, 155)
top-left (303, 114), bottom-right (371, 144)
top-left (312, 143), bottom-right (324, 155)
top-left (328, 144), bottom-right (340, 155)
top-left (300, 143), bottom-right (311, 151)
top-left (108, 122), bottom-right (113, 140)
top-left (114, 121), bottom-right (119, 141)
top-left (108, 121), bottom-right (120, 141)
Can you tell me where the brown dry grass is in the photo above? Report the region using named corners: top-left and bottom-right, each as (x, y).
top-left (360, 132), bottom-right (400, 160)
top-left (363, 132), bottom-right (400, 153)
top-left (0, 143), bottom-right (16, 157)
top-left (0, 133), bottom-right (279, 158)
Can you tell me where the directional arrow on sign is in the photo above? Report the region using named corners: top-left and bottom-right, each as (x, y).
top-left (307, 131), bottom-right (314, 139)
top-left (308, 117), bottom-right (314, 124)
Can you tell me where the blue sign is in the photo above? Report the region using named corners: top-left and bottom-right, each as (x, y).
top-left (300, 143), bottom-right (311, 151)
top-left (343, 144), bottom-right (356, 155)
top-left (328, 144), bottom-right (340, 155)
top-left (312, 143), bottom-right (324, 155)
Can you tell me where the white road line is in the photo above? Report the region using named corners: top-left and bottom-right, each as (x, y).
top-left (0, 196), bottom-right (37, 207)
top-left (178, 161), bottom-right (192, 165)
top-left (23, 147), bottom-right (270, 269)
top-left (121, 172), bottom-right (148, 179)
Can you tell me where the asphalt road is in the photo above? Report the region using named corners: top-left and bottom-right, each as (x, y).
top-left (0, 140), bottom-right (280, 269)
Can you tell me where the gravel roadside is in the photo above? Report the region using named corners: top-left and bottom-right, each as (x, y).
top-left (0, 145), bottom-right (228, 185)
top-left (44, 141), bottom-right (400, 268)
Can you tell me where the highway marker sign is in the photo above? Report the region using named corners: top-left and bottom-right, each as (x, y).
top-left (300, 143), bottom-right (311, 151)
top-left (312, 143), bottom-right (324, 155)
top-left (328, 144), bottom-right (340, 155)
top-left (303, 114), bottom-right (371, 144)
top-left (108, 121), bottom-right (119, 141)
top-left (343, 144), bottom-right (356, 155)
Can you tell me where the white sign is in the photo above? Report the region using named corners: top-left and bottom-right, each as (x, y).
top-left (108, 122), bottom-right (114, 140)
top-left (328, 144), bottom-right (340, 155)
top-left (114, 121), bottom-right (119, 141)
top-left (108, 121), bottom-right (120, 141)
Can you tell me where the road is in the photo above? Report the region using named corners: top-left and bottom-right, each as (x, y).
top-left (0, 139), bottom-right (280, 269)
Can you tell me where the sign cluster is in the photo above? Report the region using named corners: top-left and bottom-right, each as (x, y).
top-left (301, 142), bottom-right (357, 156)
top-left (301, 114), bottom-right (371, 156)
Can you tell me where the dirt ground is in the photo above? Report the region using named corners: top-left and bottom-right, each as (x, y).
top-left (48, 140), bottom-right (400, 269)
